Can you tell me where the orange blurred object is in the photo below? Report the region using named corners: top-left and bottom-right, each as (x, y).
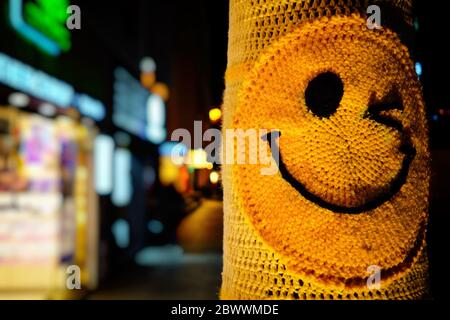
top-left (65, 108), bottom-right (80, 120)
top-left (140, 72), bottom-right (156, 89)
top-left (151, 82), bottom-right (170, 101)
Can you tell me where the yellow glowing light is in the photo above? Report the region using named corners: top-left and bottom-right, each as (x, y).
top-left (210, 171), bottom-right (219, 184)
top-left (209, 108), bottom-right (222, 123)
top-left (159, 157), bottom-right (180, 186)
top-left (187, 149), bottom-right (212, 169)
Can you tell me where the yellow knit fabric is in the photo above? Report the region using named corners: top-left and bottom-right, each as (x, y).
top-left (221, 0), bottom-right (429, 300)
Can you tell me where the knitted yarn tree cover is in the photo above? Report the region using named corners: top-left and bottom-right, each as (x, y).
top-left (221, 0), bottom-right (430, 300)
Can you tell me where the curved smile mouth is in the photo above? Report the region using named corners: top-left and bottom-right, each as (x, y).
top-left (263, 110), bottom-right (416, 214)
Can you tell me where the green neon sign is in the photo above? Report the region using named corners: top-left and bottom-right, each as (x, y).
top-left (9, 0), bottom-right (71, 55)
top-left (25, 0), bottom-right (71, 51)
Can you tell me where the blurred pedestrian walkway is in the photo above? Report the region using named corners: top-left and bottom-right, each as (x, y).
top-left (86, 248), bottom-right (222, 300)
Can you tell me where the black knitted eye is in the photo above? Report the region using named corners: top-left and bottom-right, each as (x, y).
top-left (305, 72), bottom-right (344, 118)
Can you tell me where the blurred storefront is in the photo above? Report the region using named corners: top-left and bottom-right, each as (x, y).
top-left (0, 0), bottom-right (227, 300)
top-left (0, 0), bottom-right (106, 299)
top-left (0, 107), bottom-right (99, 299)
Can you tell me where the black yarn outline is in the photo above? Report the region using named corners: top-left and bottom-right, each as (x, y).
top-left (262, 101), bottom-right (416, 214)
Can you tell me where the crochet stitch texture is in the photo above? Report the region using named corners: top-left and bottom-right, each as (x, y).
top-left (221, 0), bottom-right (430, 300)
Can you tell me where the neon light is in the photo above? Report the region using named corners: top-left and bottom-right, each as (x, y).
top-left (415, 62), bottom-right (422, 77)
top-left (158, 141), bottom-right (187, 157)
top-left (112, 148), bottom-right (133, 207)
top-left (24, 0), bottom-right (71, 52)
top-left (148, 220), bottom-right (164, 234)
top-left (113, 67), bottom-right (150, 139)
top-left (76, 94), bottom-right (106, 121)
top-left (140, 57), bottom-right (156, 73)
top-left (38, 102), bottom-right (56, 116)
top-left (0, 52), bottom-right (105, 121)
top-left (0, 52), bottom-right (73, 105)
top-left (9, 0), bottom-right (61, 56)
top-left (135, 245), bottom-right (184, 266)
top-left (210, 171), bottom-right (219, 184)
top-left (112, 219), bottom-right (130, 248)
top-left (114, 67), bottom-right (167, 143)
top-left (209, 108), bottom-right (222, 122)
top-left (94, 135), bottom-right (114, 195)
top-left (8, 92), bottom-right (30, 107)
top-left (146, 94), bottom-right (166, 144)
top-left (187, 149), bottom-right (212, 169)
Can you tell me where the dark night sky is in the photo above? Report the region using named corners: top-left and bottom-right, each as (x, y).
top-left (73, 0), bottom-right (229, 136)
top-left (414, 1), bottom-right (450, 148)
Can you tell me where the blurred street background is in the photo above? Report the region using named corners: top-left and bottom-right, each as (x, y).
top-left (0, 0), bottom-right (448, 300)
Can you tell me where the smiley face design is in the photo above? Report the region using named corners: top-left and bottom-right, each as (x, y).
top-left (231, 16), bottom-right (430, 288)
top-left (263, 71), bottom-right (416, 214)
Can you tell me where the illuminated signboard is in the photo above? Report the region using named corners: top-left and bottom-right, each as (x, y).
top-left (9, 0), bottom-right (71, 56)
top-left (94, 135), bottom-right (114, 195)
top-left (112, 148), bottom-right (133, 207)
top-left (0, 52), bottom-right (105, 121)
top-left (113, 67), bottom-right (166, 144)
